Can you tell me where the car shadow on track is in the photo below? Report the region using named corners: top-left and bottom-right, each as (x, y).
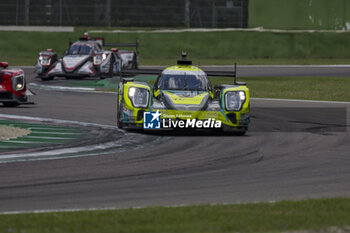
top-left (125, 129), bottom-right (249, 137)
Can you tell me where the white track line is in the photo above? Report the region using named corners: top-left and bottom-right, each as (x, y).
top-left (28, 83), bottom-right (116, 94)
top-left (29, 131), bottom-right (81, 135)
top-left (28, 127), bottom-right (77, 131)
top-left (0, 114), bottom-right (117, 129)
top-left (0, 26), bottom-right (74, 32)
top-left (21, 65), bottom-right (350, 69)
top-left (0, 114), bottom-right (148, 163)
top-left (88, 27), bottom-right (350, 34)
top-left (25, 136), bottom-right (72, 140)
top-left (237, 64), bottom-right (350, 68)
top-left (28, 83), bottom-right (95, 92)
top-left (2, 140), bottom-right (45, 144)
top-left (0, 141), bottom-right (123, 160)
top-left (28, 82), bottom-right (350, 104)
top-left (251, 97), bottom-right (350, 104)
top-left (0, 207), bottom-right (124, 215)
top-left (142, 64), bottom-right (350, 68)
top-left (0, 200), bottom-right (278, 215)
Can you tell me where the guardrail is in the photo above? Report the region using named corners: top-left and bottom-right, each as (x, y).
top-left (0, 0), bottom-right (247, 28)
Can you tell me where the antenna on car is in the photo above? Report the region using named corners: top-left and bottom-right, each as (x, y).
top-left (182, 51), bottom-right (187, 61)
top-left (234, 63), bottom-right (246, 85)
top-left (178, 52), bottom-right (192, 65)
top-left (234, 63), bottom-right (237, 84)
top-left (136, 38), bottom-right (140, 54)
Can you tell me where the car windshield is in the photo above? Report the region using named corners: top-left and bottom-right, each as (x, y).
top-left (68, 44), bottom-right (92, 55)
top-left (157, 73), bottom-right (208, 91)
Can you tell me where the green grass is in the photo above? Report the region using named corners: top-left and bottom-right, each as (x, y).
top-left (143, 76), bottom-right (350, 102)
top-left (2, 28), bottom-right (350, 66)
top-left (249, 0), bottom-right (350, 30)
top-left (86, 30), bottom-right (350, 62)
top-left (1, 198), bottom-right (350, 233)
top-left (60, 76), bottom-right (350, 102)
top-left (211, 76), bottom-right (350, 102)
top-left (68, 79), bottom-right (118, 91)
top-left (142, 58), bottom-right (350, 66)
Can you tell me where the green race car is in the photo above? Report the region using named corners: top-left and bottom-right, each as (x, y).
top-left (117, 54), bottom-right (250, 134)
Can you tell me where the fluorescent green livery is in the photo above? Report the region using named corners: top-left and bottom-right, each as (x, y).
top-left (118, 55), bottom-right (250, 134)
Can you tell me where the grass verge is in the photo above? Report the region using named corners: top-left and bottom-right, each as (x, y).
top-left (1, 197), bottom-right (350, 233)
top-left (212, 76), bottom-right (350, 102)
top-left (145, 76), bottom-right (350, 102)
top-left (142, 58), bottom-right (350, 66)
top-left (2, 28), bottom-right (350, 66)
top-left (62, 76), bottom-right (350, 102)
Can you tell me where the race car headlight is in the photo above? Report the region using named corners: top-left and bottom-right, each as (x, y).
top-left (225, 91), bottom-right (246, 111)
top-left (128, 87), bottom-right (149, 108)
top-left (39, 55), bottom-right (51, 66)
top-left (12, 74), bottom-right (25, 91)
top-left (16, 83), bottom-right (23, 90)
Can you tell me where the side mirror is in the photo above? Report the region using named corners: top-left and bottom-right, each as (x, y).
top-left (0, 62), bottom-right (8, 68)
top-left (154, 75), bottom-right (161, 91)
top-left (208, 83), bottom-right (212, 91)
top-left (63, 51), bottom-right (68, 56)
top-left (214, 89), bottom-right (221, 100)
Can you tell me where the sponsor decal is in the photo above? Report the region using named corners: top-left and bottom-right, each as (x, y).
top-left (63, 56), bottom-right (89, 70)
top-left (162, 118), bottom-right (222, 129)
top-left (143, 111), bottom-right (222, 129)
top-left (143, 111), bottom-right (161, 129)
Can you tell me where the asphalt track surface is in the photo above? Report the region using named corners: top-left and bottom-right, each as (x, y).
top-left (21, 65), bottom-right (350, 78)
top-left (0, 66), bottom-right (349, 212)
top-left (139, 65), bottom-right (350, 77)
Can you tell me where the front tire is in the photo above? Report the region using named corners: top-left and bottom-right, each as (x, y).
top-left (234, 130), bottom-right (247, 136)
top-left (222, 125), bottom-right (248, 135)
top-left (116, 92), bottom-right (123, 128)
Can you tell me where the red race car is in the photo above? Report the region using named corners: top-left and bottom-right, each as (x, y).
top-left (0, 62), bottom-right (34, 107)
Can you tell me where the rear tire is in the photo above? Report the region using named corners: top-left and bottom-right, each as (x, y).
top-left (131, 53), bottom-right (138, 69)
top-left (3, 102), bottom-right (19, 107)
top-left (101, 56), bottom-right (115, 79)
top-left (41, 76), bottom-right (54, 81)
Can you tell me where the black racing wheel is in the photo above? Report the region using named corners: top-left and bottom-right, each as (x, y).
top-left (116, 91), bottom-right (124, 128)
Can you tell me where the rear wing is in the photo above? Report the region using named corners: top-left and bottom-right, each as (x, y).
top-left (204, 63), bottom-right (246, 85)
top-left (103, 39), bottom-right (139, 54)
top-left (121, 63), bottom-right (245, 85)
top-left (121, 68), bottom-right (162, 76)
top-left (70, 37), bottom-right (139, 54)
